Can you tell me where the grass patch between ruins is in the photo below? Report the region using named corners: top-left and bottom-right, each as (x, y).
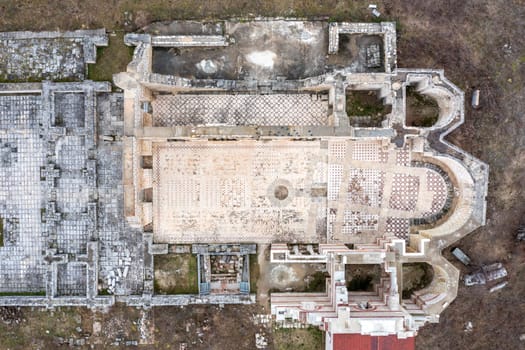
top-left (0, 291), bottom-right (46, 296)
top-left (0, 217), bottom-right (3, 247)
top-left (346, 90), bottom-right (388, 116)
top-left (273, 327), bottom-right (324, 350)
top-left (154, 253), bottom-right (199, 295)
top-left (346, 90), bottom-right (391, 127)
top-left (87, 32), bottom-right (134, 83)
top-left (249, 254), bottom-right (259, 293)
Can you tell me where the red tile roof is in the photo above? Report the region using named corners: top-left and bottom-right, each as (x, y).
top-left (332, 334), bottom-right (415, 350)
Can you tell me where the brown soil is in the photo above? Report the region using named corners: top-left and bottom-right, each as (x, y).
top-left (405, 86), bottom-right (439, 127)
top-left (385, 0), bottom-right (525, 348)
top-left (402, 263), bottom-right (434, 299)
top-left (346, 264), bottom-right (383, 291)
top-left (152, 304), bottom-right (267, 350)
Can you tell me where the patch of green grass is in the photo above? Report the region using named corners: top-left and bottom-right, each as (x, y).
top-left (346, 92), bottom-right (386, 117)
top-left (98, 288), bottom-right (111, 296)
top-left (273, 327), bottom-right (324, 350)
top-left (406, 85), bottom-right (438, 106)
top-left (249, 254), bottom-right (259, 293)
top-left (120, 0), bottom-right (202, 21)
top-left (511, 56), bottom-right (525, 73)
top-left (87, 32), bottom-right (134, 83)
top-left (0, 217), bottom-right (3, 247)
top-left (154, 254), bottom-right (199, 295)
top-left (416, 115), bottom-right (438, 127)
top-left (0, 77), bottom-right (43, 84)
top-left (346, 97), bottom-right (384, 116)
top-left (346, 90), bottom-right (390, 127)
top-left (0, 291), bottom-right (46, 296)
top-left (395, 19), bottom-right (404, 34)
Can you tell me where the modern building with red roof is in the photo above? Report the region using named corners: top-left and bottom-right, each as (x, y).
top-left (331, 334), bottom-right (415, 350)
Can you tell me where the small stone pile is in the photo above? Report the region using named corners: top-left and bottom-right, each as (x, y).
top-left (0, 306), bottom-right (24, 325)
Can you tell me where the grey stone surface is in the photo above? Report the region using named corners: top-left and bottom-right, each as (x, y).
top-left (151, 35), bottom-right (229, 47)
top-left (0, 29), bottom-right (107, 81)
top-left (0, 93), bottom-right (46, 293)
top-left (57, 262), bottom-right (87, 296)
top-left (95, 92), bottom-right (145, 296)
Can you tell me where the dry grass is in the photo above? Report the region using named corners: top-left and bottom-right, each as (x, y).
top-left (87, 31), bottom-right (133, 82)
top-left (0, 307), bottom-right (90, 349)
top-left (154, 254), bottom-right (199, 294)
top-left (273, 327), bottom-right (324, 350)
top-left (0, 1), bottom-right (372, 32)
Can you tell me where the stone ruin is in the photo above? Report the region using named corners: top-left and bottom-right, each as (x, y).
top-left (0, 20), bottom-right (488, 343)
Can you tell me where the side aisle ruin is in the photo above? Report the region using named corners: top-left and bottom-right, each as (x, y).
top-left (0, 20), bottom-right (488, 348)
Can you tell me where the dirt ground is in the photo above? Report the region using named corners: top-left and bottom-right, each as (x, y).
top-left (402, 263), bottom-right (434, 299)
top-left (405, 86), bottom-right (439, 127)
top-left (267, 263), bottom-right (326, 292)
top-left (345, 264), bottom-right (383, 292)
top-left (0, 304), bottom-right (272, 350)
top-left (0, 0), bottom-right (524, 349)
top-left (0, 305), bottom-right (143, 349)
top-left (254, 245), bottom-right (327, 310)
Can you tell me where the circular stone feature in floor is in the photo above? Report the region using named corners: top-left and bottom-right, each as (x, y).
top-left (267, 179), bottom-right (294, 206)
top-left (274, 185), bottom-right (289, 200)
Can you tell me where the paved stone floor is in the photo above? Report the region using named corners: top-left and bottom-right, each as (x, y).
top-left (0, 94), bottom-right (46, 292)
top-left (148, 138), bottom-right (450, 245)
top-left (152, 140), bottom-right (327, 243)
top-left (96, 92), bottom-right (145, 296)
top-left (327, 139), bottom-right (449, 243)
top-left (0, 84), bottom-right (146, 297)
top-left (56, 262), bottom-right (87, 296)
top-left (152, 93), bottom-right (330, 126)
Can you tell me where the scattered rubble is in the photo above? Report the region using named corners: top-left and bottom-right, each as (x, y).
top-left (489, 281), bottom-right (508, 293)
top-left (368, 4), bottom-right (381, 17)
top-left (0, 30), bottom-right (107, 81)
top-left (0, 306), bottom-right (24, 325)
top-left (452, 247), bottom-right (472, 266)
top-left (516, 226), bottom-right (525, 241)
top-left (255, 333), bottom-right (269, 348)
top-left (502, 43), bottom-right (513, 55)
top-left (106, 248), bottom-right (132, 294)
top-left (471, 89), bottom-right (481, 109)
top-left (253, 314), bottom-right (272, 326)
top-left (464, 263), bottom-right (507, 286)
